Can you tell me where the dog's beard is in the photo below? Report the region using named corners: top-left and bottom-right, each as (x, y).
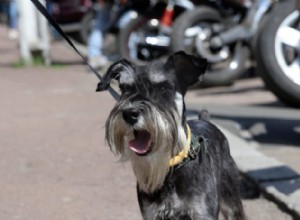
top-left (105, 101), bottom-right (187, 193)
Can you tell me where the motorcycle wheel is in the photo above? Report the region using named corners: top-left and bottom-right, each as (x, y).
top-left (171, 6), bottom-right (249, 87)
top-left (256, 1), bottom-right (300, 107)
top-left (118, 15), bottom-right (170, 65)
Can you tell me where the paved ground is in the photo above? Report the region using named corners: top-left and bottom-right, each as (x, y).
top-left (186, 79), bottom-right (300, 174)
top-left (0, 26), bottom-right (298, 219)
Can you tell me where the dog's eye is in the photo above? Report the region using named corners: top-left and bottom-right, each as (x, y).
top-left (120, 84), bottom-right (135, 93)
top-left (160, 85), bottom-right (167, 91)
top-left (154, 82), bottom-right (171, 91)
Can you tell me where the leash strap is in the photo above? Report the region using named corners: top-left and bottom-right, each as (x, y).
top-left (30, 0), bottom-right (120, 101)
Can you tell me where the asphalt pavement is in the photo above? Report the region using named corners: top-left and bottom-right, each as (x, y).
top-left (0, 26), bottom-right (299, 219)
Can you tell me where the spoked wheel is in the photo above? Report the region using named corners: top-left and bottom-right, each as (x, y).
top-left (119, 15), bottom-right (170, 65)
top-left (256, 1), bottom-right (300, 107)
top-left (171, 6), bottom-right (249, 86)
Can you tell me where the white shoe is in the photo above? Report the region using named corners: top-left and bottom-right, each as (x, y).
top-left (88, 55), bottom-right (110, 69)
top-left (8, 29), bottom-right (18, 40)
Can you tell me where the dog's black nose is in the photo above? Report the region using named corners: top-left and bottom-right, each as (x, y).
top-left (122, 108), bottom-right (140, 125)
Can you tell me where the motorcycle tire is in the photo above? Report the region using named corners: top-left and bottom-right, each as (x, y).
top-left (256, 1), bottom-right (300, 107)
top-left (119, 15), bottom-right (169, 65)
top-left (171, 6), bottom-right (249, 87)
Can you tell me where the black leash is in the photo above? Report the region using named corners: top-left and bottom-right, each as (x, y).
top-left (30, 0), bottom-right (120, 101)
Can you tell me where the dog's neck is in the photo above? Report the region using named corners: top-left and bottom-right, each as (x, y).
top-left (169, 124), bottom-right (191, 167)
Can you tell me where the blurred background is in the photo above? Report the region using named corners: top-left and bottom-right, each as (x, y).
top-left (0, 0), bottom-right (300, 219)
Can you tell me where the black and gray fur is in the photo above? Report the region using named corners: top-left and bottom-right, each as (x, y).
top-left (97, 51), bottom-right (245, 220)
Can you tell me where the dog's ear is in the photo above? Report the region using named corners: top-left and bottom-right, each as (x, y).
top-left (96, 59), bottom-right (134, 92)
top-left (166, 51), bottom-right (207, 94)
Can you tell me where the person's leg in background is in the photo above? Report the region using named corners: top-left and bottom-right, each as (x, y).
top-left (7, 0), bottom-right (18, 40)
top-left (87, 2), bottom-right (111, 69)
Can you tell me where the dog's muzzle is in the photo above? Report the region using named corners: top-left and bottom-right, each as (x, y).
top-left (122, 108), bottom-right (152, 155)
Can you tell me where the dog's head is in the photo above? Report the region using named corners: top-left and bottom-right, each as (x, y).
top-left (97, 51), bottom-right (207, 155)
top-left (97, 51), bottom-right (207, 192)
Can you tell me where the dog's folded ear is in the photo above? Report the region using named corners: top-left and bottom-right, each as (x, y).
top-left (96, 59), bottom-right (134, 92)
top-left (166, 51), bottom-right (207, 94)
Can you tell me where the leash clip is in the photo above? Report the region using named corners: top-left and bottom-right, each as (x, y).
top-left (189, 148), bottom-right (197, 159)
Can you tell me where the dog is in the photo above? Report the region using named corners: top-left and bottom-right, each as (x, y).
top-left (96, 51), bottom-right (245, 220)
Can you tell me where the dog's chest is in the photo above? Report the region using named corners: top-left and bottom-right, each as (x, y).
top-left (143, 191), bottom-right (186, 218)
top-left (141, 188), bottom-right (208, 219)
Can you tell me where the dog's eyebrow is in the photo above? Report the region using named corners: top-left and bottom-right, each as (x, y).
top-left (148, 71), bottom-right (167, 84)
top-left (119, 70), bottom-right (135, 85)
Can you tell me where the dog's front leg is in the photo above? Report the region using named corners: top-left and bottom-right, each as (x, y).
top-left (158, 203), bottom-right (175, 220)
top-left (139, 203), bottom-right (174, 220)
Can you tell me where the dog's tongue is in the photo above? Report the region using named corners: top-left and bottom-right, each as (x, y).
top-left (129, 130), bottom-right (151, 154)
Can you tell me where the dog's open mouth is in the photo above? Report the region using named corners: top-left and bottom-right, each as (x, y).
top-left (128, 130), bottom-right (151, 155)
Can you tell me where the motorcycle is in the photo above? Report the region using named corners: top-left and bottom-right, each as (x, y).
top-left (256, 0), bottom-right (300, 107)
top-left (171, 0), bottom-right (300, 107)
top-left (51, 0), bottom-right (195, 64)
top-left (170, 0), bottom-right (255, 87)
top-left (118, 0), bottom-right (195, 65)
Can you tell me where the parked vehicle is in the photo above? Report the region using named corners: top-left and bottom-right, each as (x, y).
top-left (170, 0), bottom-right (300, 107)
top-left (50, 0), bottom-right (94, 44)
top-left (170, 0), bottom-right (257, 87)
top-left (50, 0), bottom-right (194, 64)
top-left (256, 0), bottom-right (300, 107)
top-left (118, 0), bottom-right (195, 64)
top-left (50, 0), bottom-right (148, 44)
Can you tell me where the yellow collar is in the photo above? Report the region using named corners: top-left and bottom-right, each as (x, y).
top-left (169, 125), bottom-right (192, 167)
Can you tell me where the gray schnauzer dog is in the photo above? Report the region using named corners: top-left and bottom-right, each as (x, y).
top-left (96, 51), bottom-right (245, 220)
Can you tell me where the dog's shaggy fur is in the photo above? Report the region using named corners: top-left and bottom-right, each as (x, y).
top-left (97, 51), bottom-right (245, 220)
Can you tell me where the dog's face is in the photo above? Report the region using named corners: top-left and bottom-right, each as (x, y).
top-left (97, 51), bottom-right (207, 192)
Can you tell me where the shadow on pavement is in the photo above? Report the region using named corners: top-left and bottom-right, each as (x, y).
top-left (196, 85), bottom-right (265, 95)
top-left (51, 60), bottom-right (84, 66)
top-left (212, 114), bottom-right (300, 147)
top-left (247, 166), bottom-right (300, 195)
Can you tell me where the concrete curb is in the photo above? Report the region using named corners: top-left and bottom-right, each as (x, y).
top-left (218, 124), bottom-right (300, 218)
